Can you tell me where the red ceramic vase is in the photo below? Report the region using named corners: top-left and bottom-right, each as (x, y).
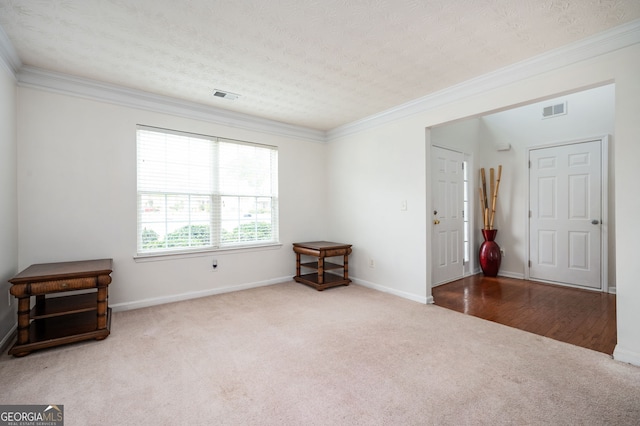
top-left (479, 229), bottom-right (501, 277)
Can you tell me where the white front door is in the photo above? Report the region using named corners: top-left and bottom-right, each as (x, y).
top-left (529, 139), bottom-right (603, 290)
top-left (431, 146), bottom-right (464, 286)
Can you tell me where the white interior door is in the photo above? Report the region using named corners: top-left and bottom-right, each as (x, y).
top-left (529, 140), bottom-right (603, 290)
top-left (431, 146), bottom-right (464, 286)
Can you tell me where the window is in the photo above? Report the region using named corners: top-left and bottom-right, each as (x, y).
top-left (137, 126), bottom-right (278, 255)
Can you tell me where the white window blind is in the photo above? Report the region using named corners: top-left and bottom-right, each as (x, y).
top-left (137, 126), bottom-right (278, 255)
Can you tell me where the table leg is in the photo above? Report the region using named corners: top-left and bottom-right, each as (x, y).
top-left (16, 297), bottom-right (30, 345)
top-left (344, 253), bottom-right (349, 281)
top-left (295, 253), bottom-right (301, 277)
top-left (318, 256), bottom-right (324, 284)
top-left (97, 287), bottom-right (108, 330)
top-left (96, 274), bottom-right (111, 331)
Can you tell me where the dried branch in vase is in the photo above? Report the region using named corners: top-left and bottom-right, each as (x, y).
top-left (479, 165), bottom-right (502, 230)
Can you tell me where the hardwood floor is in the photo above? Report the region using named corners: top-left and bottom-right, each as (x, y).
top-left (432, 275), bottom-right (617, 355)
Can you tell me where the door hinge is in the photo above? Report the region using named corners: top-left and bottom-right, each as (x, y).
top-left (528, 260), bottom-right (532, 267)
top-left (529, 160), bottom-right (531, 168)
top-left (529, 210), bottom-right (532, 218)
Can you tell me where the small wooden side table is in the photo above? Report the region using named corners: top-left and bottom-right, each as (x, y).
top-left (8, 259), bottom-right (113, 357)
top-left (293, 241), bottom-right (352, 291)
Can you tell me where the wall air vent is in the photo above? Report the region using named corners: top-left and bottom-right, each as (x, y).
top-left (542, 101), bottom-right (567, 119)
top-left (212, 89), bottom-right (240, 100)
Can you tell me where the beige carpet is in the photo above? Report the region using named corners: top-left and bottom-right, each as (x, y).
top-left (1, 282), bottom-right (639, 425)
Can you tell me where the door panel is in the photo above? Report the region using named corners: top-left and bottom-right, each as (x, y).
top-left (529, 140), bottom-right (602, 289)
top-left (432, 146), bottom-right (464, 286)
top-left (538, 230), bottom-right (556, 266)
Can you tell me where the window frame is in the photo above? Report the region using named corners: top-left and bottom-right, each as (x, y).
top-left (135, 125), bottom-right (279, 258)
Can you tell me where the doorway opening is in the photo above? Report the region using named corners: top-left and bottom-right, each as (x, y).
top-left (429, 83), bottom-right (614, 290)
top-left (428, 83), bottom-right (615, 356)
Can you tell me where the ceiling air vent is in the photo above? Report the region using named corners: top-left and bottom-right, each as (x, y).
top-left (212, 89), bottom-right (240, 100)
top-left (542, 101), bottom-right (567, 119)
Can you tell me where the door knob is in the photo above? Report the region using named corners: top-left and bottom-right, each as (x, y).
top-left (591, 219), bottom-right (600, 225)
top-left (434, 219), bottom-right (440, 225)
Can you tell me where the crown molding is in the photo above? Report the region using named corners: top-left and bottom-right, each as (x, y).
top-left (327, 19), bottom-right (640, 141)
top-left (1, 19), bottom-right (322, 141)
top-left (0, 24), bottom-right (21, 77)
top-left (16, 66), bottom-right (326, 143)
top-left (4, 19), bottom-right (639, 143)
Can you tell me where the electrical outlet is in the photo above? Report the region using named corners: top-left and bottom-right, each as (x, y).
top-left (369, 258), bottom-right (375, 268)
top-left (500, 248), bottom-right (505, 257)
top-left (7, 289), bottom-right (11, 307)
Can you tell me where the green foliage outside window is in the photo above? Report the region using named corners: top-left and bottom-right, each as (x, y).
top-left (222, 222), bottom-right (272, 243)
top-left (142, 223), bottom-right (272, 250)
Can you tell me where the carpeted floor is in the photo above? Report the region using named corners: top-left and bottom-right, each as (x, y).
top-left (1, 282), bottom-right (639, 425)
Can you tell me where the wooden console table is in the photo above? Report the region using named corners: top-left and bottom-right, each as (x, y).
top-left (8, 259), bottom-right (113, 357)
top-left (293, 241), bottom-right (352, 291)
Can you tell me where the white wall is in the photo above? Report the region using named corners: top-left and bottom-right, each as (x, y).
top-left (326, 119), bottom-right (428, 302)
top-left (613, 46), bottom-right (640, 366)
top-left (0, 64), bottom-right (17, 346)
top-left (432, 85), bottom-right (616, 284)
top-left (16, 88), bottom-right (328, 309)
top-left (327, 44), bottom-right (640, 365)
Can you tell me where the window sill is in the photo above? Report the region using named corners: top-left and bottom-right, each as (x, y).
top-left (134, 243), bottom-right (283, 262)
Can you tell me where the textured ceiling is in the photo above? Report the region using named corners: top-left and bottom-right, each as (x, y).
top-left (0, 0), bottom-right (639, 131)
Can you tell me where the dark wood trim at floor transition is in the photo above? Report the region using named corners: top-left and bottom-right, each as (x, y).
top-left (432, 274), bottom-right (616, 355)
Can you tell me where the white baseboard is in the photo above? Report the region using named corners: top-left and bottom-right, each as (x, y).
top-left (613, 345), bottom-right (640, 367)
top-left (353, 277), bottom-right (430, 304)
top-left (0, 323), bottom-right (17, 353)
top-left (497, 270), bottom-right (525, 280)
top-left (608, 286), bottom-right (616, 294)
top-left (110, 276), bottom-right (292, 312)
top-left (469, 268), bottom-right (525, 280)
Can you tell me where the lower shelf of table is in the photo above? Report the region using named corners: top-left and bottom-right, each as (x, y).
top-left (32, 292), bottom-right (99, 319)
top-left (9, 308), bottom-right (111, 356)
top-left (294, 273), bottom-right (351, 291)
